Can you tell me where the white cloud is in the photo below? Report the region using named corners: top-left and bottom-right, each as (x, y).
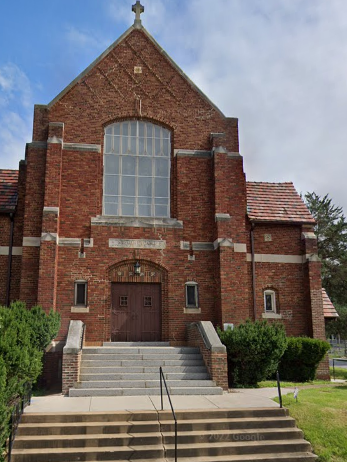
top-left (0, 63), bottom-right (32, 109)
top-left (165, 0), bottom-right (347, 213)
top-left (0, 64), bottom-right (33, 169)
top-left (65, 25), bottom-right (110, 52)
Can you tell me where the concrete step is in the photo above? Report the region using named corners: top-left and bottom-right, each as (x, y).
top-left (20, 408), bottom-right (290, 424)
top-left (165, 455), bottom-right (317, 461)
top-left (17, 420), bottom-right (160, 436)
top-left (21, 409), bottom-right (290, 424)
top-left (75, 379), bottom-right (216, 389)
top-left (79, 358), bottom-right (205, 366)
top-left (83, 347), bottom-right (199, 355)
top-left (162, 428), bottom-right (304, 444)
top-left (164, 440), bottom-right (312, 458)
top-left (17, 416), bottom-right (296, 436)
top-left (80, 365), bottom-right (208, 374)
top-left (13, 428), bottom-right (304, 450)
top-left (161, 416), bottom-right (296, 432)
top-left (14, 432), bottom-right (163, 449)
top-left (161, 408), bottom-right (290, 420)
top-left (81, 353), bottom-right (203, 361)
top-left (80, 372), bottom-right (210, 381)
top-left (11, 444), bottom-right (165, 462)
top-left (69, 386), bottom-right (223, 396)
top-left (13, 409), bottom-right (317, 462)
top-left (103, 342), bottom-right (171, 347)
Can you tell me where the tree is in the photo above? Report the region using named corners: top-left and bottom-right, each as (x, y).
top-left (304, 192), bottom-right (347, 305)
top-left (326, 305), bottom-right (347, 355)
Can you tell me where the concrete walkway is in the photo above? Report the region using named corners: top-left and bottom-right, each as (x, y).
top-left (26, 387), bottom-right (295, 413)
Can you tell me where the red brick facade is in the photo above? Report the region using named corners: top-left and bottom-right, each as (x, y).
top-left (1, 21), bottom-right (328, 378)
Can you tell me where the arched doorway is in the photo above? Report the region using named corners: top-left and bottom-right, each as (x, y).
top-left (108, 260), bottom-right (167, 342)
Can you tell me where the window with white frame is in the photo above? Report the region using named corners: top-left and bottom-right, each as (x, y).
top-left (185, 282), bottom-right (199, 308)
top-left (74, 281), bottom-right (88, 307)
top-left (104, 121), bottom-right (171, 217)
top-left (264, 290), bottom-right (276, 313)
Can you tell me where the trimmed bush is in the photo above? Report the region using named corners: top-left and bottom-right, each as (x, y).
top-left (218, 320), bottom-right (287, 387)
top-left (0, 357), bottom-right (8, 462)
top-left (0, 302), bottom-right (60, 460)
top-left (278, 337), bottom-right (330, 382)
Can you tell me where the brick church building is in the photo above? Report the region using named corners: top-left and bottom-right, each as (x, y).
top-left (0, 3), bottom-right (328, 379)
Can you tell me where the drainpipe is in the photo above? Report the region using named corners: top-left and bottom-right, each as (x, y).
top-left (250, 222), bottom-right (257, 320)
top-left (6, 212), bottom-right (14, 307)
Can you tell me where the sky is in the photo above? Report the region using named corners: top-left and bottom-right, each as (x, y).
top-left (0, 0), bottom-right (346, 215)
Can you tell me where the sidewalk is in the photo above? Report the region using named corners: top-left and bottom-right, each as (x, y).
top-left (26, 387), bottom-right (295, 413)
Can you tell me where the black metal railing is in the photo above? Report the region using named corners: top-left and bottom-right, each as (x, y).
top-left (159, 367), bottom-right (177, 462)
top-left (5, 383), bottom-right (32, 462)
top-left (276, 370), bottom-right (283, 408)
top-left (332, 357), bottom-right (347, 380)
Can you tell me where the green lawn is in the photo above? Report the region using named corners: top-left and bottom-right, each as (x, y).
top-left (258, 367), bottom-right (347, 388)
top-left (331, 366), bottom-right (347, 381)
top-left (258, 379), bottom-right (327, 388)
top-left (276, 385), bottom-right (347, 462)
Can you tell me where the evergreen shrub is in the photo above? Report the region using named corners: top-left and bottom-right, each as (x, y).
top-left (0, 302), bottom-right (60, 460)
top-left (278, 337), bottom-right (330, 382)
top-left (218, 320), bottom-right (287, 387)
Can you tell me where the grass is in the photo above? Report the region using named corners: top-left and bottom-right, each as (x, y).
top-left (258, 366), bottom-right (347, 388)
top-left (330, 367), bottom-right (347, 381)
top-left (275, 385), bottom-right (347, 462)
top-left (258, 379), bottom-right (328, 388)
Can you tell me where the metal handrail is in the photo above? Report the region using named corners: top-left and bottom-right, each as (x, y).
top-left (332, 357), bottom-right (347, 380)
top-left (159, 367), bottom-right (177, 462)
top-left (6, 382), bottom-right (32, 462)
top-left (276, 370), bottom-right (283, 408)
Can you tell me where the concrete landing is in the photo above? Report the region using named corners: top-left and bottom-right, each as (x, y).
top-left (26, 387), bottom-right (295, 413)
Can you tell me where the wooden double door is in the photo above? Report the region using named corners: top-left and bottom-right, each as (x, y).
top-left (111, 283), bottom-right (161, 342)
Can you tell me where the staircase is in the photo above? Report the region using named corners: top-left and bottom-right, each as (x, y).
top-left (69, 342), bottom-right (223, 396)
top-left (12, 408), bottom-right (317, 461)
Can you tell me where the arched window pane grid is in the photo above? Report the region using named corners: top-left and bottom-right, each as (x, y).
top-left (104, 121), bottom-right (171, 217)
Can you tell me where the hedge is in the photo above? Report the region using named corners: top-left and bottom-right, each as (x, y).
top-left (218, 320), bottom-right (287, 387)
top-left (278, 337), bottom-right (330, 382)
top-left (0, 302), bottom-right (60, 461)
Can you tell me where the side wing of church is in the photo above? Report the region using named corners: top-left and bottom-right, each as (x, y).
top-left (0, 6), bottom-right (328, 382)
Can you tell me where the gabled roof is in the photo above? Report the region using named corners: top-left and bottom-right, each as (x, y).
top-left (0, 169), bottom-right (18, 213)
top-left (322, 288), bottom-right (339, 318)
top-left (246, 182), bottom-right (315, 224)
top-left (48, 24), bottom-right (224, 117)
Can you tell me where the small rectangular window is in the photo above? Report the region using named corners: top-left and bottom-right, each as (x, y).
top-left (120, 296), bottom-right (128, 306)
top-left (185, 282), bottom-right (198, 308)
top-left (75, 281), bottom-right (87, 307)
top-left (264, 290), bottom-right (276, 312)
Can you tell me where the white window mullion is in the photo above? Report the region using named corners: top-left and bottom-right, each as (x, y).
top-left (119, 155), bottom-right (123, 216)
top-left (135, 154), bottom-right (139, 216)
top-left (104, 121), bottom-right (170, 218)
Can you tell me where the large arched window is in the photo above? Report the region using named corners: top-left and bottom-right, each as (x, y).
top-left (104, 121), bottom-right (171, 217)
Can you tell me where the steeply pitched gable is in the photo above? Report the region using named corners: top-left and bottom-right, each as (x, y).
top-left (48, 24), bottom-right (224, 118)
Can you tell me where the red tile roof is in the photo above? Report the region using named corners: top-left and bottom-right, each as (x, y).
top-left (0, 169), bottom-right (19, 213)
top-left (322, 288), bottom-right (339, 318)
top-left (246, 182), bottom-right (315, 224)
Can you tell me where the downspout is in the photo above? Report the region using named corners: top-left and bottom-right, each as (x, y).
top-left (6, 212), bottom-right (14, 307)
top-left (250, 222), bottom-right (257, 320)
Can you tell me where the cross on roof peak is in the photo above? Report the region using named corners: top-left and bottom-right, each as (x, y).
top-left (132, 1), bottom-right (144, 28)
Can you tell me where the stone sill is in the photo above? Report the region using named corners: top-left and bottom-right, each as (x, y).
top-left (71, 306), bottom-right (89, 313)
top-left (184, 307), bottom-right (201, 314)
top-left (262, 312), bottom-right (282, 319)
top-left (91, 216), bottom-right (183, 229)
